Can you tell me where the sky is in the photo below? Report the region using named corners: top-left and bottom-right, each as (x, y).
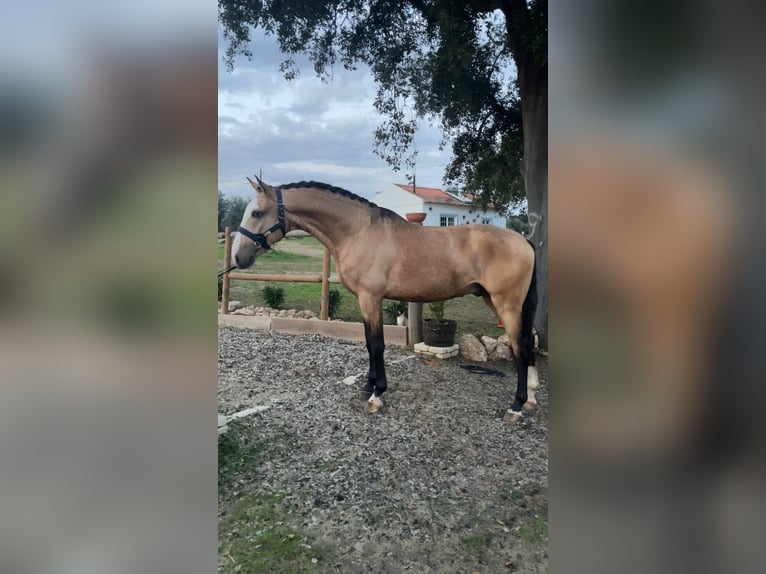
top-left (218, 30), bottom-right (451, 200)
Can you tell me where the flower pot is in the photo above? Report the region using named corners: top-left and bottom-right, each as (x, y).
top-left (422, 318), bottom-right (457, 347)
top-left (405, 212), bottom-right (427, 223)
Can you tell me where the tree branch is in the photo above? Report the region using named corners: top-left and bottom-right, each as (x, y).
top-left (466, 0), bottom-right (504, 13)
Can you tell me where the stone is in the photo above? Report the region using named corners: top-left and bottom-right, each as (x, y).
top-left (489, 342), bottom-right (512, 362)
top-left (480, 336), bottom-right (498, 355)
top-left (228, 300), bottom-right (243, 311)
top-left (498, 333), bottom-right (510, 347)
top-left (414, 342), bottom-right (459, 359)
top-left (414, 342), bottom-right (429, 353)
top-left (458, 334), bottom-right (488, 362)
top-left (231, 308), bottom-right (255, 316)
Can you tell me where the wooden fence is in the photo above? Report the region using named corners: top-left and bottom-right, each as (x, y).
top-left (219, 226), bottom-right (338, 320)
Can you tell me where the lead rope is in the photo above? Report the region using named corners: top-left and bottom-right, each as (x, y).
top-left (218, 265), bottom-right (236, 278)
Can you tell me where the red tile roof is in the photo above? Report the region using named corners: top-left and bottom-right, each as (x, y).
top-left (395, 183), bottom-right (468, 206)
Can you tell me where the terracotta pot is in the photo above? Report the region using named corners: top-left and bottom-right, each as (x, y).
top-left (405, 212), bottom-right (427, 223)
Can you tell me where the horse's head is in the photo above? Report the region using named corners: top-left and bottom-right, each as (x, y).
top-left (232, 175), bottom-right (286, 269)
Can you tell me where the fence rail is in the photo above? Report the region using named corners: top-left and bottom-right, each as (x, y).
top-left (220, 227), bottom-right (335, 320)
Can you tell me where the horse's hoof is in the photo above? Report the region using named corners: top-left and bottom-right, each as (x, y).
top-left (366, 395), bottom-right (383, 414)
top-left (523, 400), bottom-right (537, 411)
top-left (503, 409), bottom-right (523, 424)
top-left (360, 383), bottom-right (374, 401)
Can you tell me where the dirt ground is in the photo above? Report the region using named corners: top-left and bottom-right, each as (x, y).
top-left (218, 327), bottom-right (548, 573)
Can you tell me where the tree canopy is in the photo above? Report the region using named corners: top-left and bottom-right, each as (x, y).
top-left (218, 0), bottom-right (548, 346)
top-left (219, 0), bottom-right (546, 212)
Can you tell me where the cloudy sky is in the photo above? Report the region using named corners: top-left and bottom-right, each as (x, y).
top-left (218, 30), bottom-right (451, 200)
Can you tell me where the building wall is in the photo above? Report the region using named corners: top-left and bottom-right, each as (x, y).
top-left (422, 203), bottom-right (506, 228)
top-left (373, 185), bottom-right (507, 228)
top-left (372, 186), bottom-right (424, 216)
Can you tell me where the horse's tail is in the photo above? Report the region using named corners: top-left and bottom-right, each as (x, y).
top-left (520, 240), bottom-right (537, 367)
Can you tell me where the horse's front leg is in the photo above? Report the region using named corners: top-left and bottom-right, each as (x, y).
top-left (358, 294), bottom-right (387, 413)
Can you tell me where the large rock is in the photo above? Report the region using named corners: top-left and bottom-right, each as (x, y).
top-left (489, 342), bottom-right (512, 362)
top-left (458, 334), bottom-right (488, 362)
top-left (498, 333), bottom-right (511, 347)
top-left (480, 336), bottom-right (498, 355)
top-left (228, 300), bottom-right (243, 311)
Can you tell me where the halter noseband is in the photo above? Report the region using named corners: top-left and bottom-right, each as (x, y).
top-left (237, 186), bottom-right (286, 251)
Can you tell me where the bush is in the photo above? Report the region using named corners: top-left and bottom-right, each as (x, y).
top-left (328, 288), bottom-right (342, 318)
top-left (261, 285), bottom-right (285, 309)
top-left (218, 277), bottom-right (223, 302)
top-left (383, 300), bottom-right (407, 325)
top-left (428, 301), bottom-right (446, 321)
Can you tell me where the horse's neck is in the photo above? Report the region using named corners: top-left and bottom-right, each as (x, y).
top-left (283, 188), bottom-right (371, 252)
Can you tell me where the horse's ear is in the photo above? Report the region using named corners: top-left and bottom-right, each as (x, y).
top-left (246, 176), bottom-right (262, 193)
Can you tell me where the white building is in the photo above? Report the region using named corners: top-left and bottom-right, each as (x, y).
top-left (372, 183), bottom-right (507, 228)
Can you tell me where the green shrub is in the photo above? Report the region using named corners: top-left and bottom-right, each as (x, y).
top-left (428, 300), bottom-right (446, 321)
top-left (261, 285), bottom-right (285, 309)
top-left (383, 300), bottom-right (407, 325)
top-left (328, 288), bottom-right (342, 318)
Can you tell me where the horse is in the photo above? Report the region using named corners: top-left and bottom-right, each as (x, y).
top-left (231, 176), bottom-right (539, 421)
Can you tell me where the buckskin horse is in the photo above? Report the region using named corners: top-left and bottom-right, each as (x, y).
top-left (231, 176), bottom-right (538, 421)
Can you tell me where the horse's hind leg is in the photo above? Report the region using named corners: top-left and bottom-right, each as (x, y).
top-left (493, 301), bottom-right (538, 423)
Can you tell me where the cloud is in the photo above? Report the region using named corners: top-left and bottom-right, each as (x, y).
top-left (218, 29), bottom-right (449, 199)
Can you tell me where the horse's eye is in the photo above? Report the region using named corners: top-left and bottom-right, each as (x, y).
top-left (252, 211), bottom-right (264, 218)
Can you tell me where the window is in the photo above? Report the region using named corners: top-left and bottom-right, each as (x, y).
top-left (440, 214), bottom-right (456, 226)
top-left (481, 218), bottom-right (492, 225)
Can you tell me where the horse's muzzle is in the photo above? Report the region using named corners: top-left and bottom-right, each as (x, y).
top-left (234, 253), bottom-right (254, 269)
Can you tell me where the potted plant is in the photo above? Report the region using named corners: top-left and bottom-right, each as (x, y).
top-left (422, 301), bottom-right (457, 347)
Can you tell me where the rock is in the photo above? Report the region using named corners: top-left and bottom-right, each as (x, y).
top-left (498, 333), bottom-right (510, 347)
top-left (458, 334), bottom-right (488, 362)
top-left (228, 300), bottom-right (243, 311)
top-left (480, 336), bottom-right (498, 355)
top-left (489, 342), bottom-right (512, 362)
top-left (231, 308), bottom-right (255, 316)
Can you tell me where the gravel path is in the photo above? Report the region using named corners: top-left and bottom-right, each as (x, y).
top-left (218, 326), bottom-right (548, 573)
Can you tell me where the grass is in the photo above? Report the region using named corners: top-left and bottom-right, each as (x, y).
top-left (461, 530), bottom-right (495, 555)
top-left (219, 237), bottom-right (510, 339)
top-left (218, 426), bottom-right (268, 490)
top-left (218, 422), bottom-right (331, 572)
top-left (219, 492), bottom-right (330, 574)
top-left (518, 512), bottom-right (548, 545)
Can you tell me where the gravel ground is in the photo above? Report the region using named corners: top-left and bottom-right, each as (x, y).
top-left (218, 326), bottom-right (548, 573)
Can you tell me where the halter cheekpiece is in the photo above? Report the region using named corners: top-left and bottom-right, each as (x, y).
top-left (237, 186), bottom-right (286, 251)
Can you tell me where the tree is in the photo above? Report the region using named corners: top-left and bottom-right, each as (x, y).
top-left (507, 213), bottom-right (530, 237)
top-left (221, 196), bottom-right (249, 233)
top-left (219, 0), bottom-right (547, 348)
top-left (218, 189), bottom-right (228, 232)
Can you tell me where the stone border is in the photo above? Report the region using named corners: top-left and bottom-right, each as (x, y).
top-left (413, 342), bottom-right (459, 359)
top-left (218, 314), bottom-right (409, 346)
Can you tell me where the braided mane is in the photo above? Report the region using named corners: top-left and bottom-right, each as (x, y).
top-left (281, 180), bottom-right (402, 221)
top-left (282, 181), bottom-right (379, 208)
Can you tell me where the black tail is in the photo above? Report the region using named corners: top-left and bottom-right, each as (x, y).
top-left (520, 240), bottom-right (537, 367)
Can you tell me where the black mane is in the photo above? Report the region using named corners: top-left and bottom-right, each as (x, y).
top-left (281, 180), bottom-right (401, 219)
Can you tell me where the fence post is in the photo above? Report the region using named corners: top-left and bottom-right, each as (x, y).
top-left (320, 247), bottom-right (331, 320)
top-left (221, 226), bottom-right (232, 315)
top-left (407, 217), bottom-right (425, 346)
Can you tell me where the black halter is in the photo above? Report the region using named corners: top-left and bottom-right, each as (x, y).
top-left (237, 186), bottom-right (286, 251)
